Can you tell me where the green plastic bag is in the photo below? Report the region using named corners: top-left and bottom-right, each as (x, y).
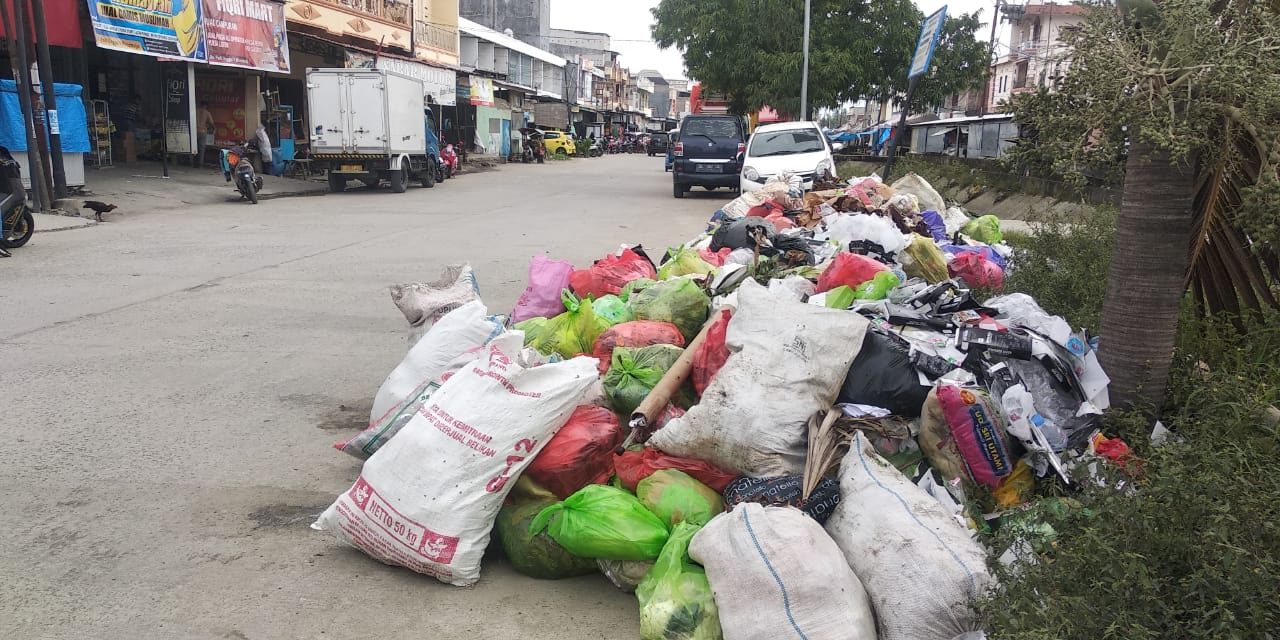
top-left (854, 270), bottom-right (902, 300)
top-left (514, 316), bottom-right (549, 346)
top-left (961, 214), bottom-right (1003, 245)
top-left (658, 247), bottom-right (716, 280)
top-left (636, 522), bottom-right (723, 640)
top-left (825, 285), bottom-right (856, 309)
top-left (629, 278), bottom-right (710, 341)
top-left (593, 294), bottom-right (635, 326)
top-left (527, 290), bottom-right (605, 359)
top-left (620, 278), bottom-right (657, 303)
top-left (603, 344), bottom-right (685, 415)
top-left (530, 484), bottom-right (670, 561)
top-left (495, 480), bottom-right (600, 580)
top-left (637, 469), bottom-right (723, 528)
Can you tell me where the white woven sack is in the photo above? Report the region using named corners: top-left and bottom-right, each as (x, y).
top-left (370, 300), bottom-right (504, 422)
top-left (314, 333), bottom-right (597, 586)
top-left (649, 279), bottom-right (868, 476)
top-left (689, 503), bottom-right (877, 640)
top-left (391, 263), bottom-right (481, 346)
top-left (825, 432), bottom-right (994, 640)
top-left (891, 172), bottom-right (947, 216)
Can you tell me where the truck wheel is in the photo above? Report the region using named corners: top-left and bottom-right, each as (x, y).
top-left (420, 160), bottom-right (436, 188)
top-left (327, 172), bottom-right (345, 193)
top-left (389, 159), bottom-right (408, 193)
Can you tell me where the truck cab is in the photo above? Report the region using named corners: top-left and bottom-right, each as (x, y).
top-left (424, 106), bottom-right (442, 164)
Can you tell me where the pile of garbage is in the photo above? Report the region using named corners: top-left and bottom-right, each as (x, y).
top-left (313, 171), bottom-right (1125, 640)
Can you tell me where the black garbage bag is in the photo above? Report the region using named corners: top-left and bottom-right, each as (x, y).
top-left (722, 475), bottom-right (841, 525)
top-left (710, 217), bottom-right (777, 252)
top-left (838, 330), bottom-right (931, 417)
top-left (768, 234), bottom-right (816, 266)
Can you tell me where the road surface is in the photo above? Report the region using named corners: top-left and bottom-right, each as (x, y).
top-left (0, 154), bottom-right (726, 639)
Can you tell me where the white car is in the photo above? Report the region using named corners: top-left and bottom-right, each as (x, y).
top-left (739, 121), bottom-right (836, 193)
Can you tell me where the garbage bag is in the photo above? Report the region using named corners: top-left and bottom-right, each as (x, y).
top-left (526, 290), bottom-right (606, 359)
top-left (637, 522), bottom-right (723, 640)
top-left (942, 244), bottom-right (1007, 271)
top-left (837, 330), bottom-right (930, 417)
top-left (495, 481), bottom-right (600, 579)
top-left (901, 236), bottom-right (949, 283)
top-left (649, 280), bottom-right (870, 477)
top-left (603, 344), bottom-right (685, 415)
top-left (960, 214), bottom-right (1003, 245)
top-left (815, 252), bottom-right (890, 293)
top-left (825, 285), bottom-right (857, 309)
top-left (593, 321), bottom-right (686, 374)
top-left (593, 294), bottom-right (635, 326)
top-left (709, 217), bottom-right (776, 253)
top-left (339, 377), bottom-right (442, 459)
top-left (722, 475), bottom-right (842, 525)
top-left (530, 484), bottom-right (671, 561)
top-left (525, 405), bottom-right (624, 499)
top-left (698, 247), bottom-right (732, 267)
top-left (616, 448), bottom-right (739, 494)
top-left (890, 172), bottom-right (946, 217)
top-left (854, 270), bottom-right (901, 300)
top-left (917, 387), bottom-right (970, 485)
top-left (637, 469), bottom-right (723, 528)
top-left (370, 300), bottom-right (505, 422)
top-left (629, 278), bottom-right (711, 342)
top-left (920, 210), bottom-right (948, 242)
top-left (690, 504), bottom-right (876, 640)
top-left (620, 277), bottom-right (658, 302)
top-left (948, 251), bottom-right (1005, 290)
top-left (391, 263), bottom-right (482, 347)
top-left (571, 248), bottom-right (658, 299)
top-left (943, 206), bottom-right (972, 236)
top-left (691, 309), bottom-right (731, 395)
top-left (658, 246), bottom-right (717, 280)
top-left (936, 384), bottom-right (1017, 489)
top-left (511, 255), bottom-right (574, 324)
top-left (600, 558), bottom-right (655, 593)
top-left (825, 433), bottom-right (993, 640)
top-left (313, 334), bottom-right (597, 586)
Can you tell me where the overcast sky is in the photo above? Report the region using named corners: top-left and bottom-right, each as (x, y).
top-left (550, 0), bottom-right (999, 82)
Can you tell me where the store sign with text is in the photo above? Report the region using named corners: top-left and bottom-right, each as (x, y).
top-left (83, 0), bottom-right (290, 72)
top-left (203, 0), bottom-right (292, 72)
top-left (469, 77), bottom-right (494, 107)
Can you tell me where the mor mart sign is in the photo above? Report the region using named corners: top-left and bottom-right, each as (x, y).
top-left (85, 0), bottom-right (290, 73)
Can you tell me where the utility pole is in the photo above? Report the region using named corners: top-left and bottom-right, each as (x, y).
top-left (30, 0), bottom-right (67, 198)
top-left (979, 0), bottom-right (1003, 116)
top-left (800, 0), bottom-right (811, 120)
top-left (9, 0), bottom-right (50, 211)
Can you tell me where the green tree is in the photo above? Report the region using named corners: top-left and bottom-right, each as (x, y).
top-left (650, 0), bottom-right (989, 117)
top-left (1005, 0), bottom-right (1280, 411)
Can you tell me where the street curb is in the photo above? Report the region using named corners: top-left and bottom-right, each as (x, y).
top-left (34, 219), bottom-right (98, 233)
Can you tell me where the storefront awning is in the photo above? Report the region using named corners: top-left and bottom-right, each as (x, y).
top-left (0, 0), bottom-right (81, 48)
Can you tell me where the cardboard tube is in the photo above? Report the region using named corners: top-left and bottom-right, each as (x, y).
top-left (626, 305), bottom-right (735, 442)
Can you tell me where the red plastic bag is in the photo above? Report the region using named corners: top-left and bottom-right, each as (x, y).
top-left (948, 251), bottom-right (1005, 290)
top-left (592, 320), bottom-right (685, 374)
top-left (765, 212), bottom-right (796, 231)
top-left (692, 309), bottom-right (731, 395)
top-left (747, 201), bottom-right (784, 218)
top-left (525, 405), bottom-right (624, 499)
top-left (698, 247), bottom-right (732, 267)
top-left (816, 252), bottom-right (889, 293)
top-left (615, 448), bottom-right (739, 493)
top-left (570, 248), bottom-right (657, 299)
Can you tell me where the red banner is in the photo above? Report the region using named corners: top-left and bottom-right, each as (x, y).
top-left (195, 74), bottom-right (247, 148)
top-left (201, 0), bottom-right (291, 73)
top-left (0, 0), bottom-right (83, 49)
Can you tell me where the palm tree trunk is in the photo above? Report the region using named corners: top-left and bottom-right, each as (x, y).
top-left (1099, 142), bottom-right (1196, 412)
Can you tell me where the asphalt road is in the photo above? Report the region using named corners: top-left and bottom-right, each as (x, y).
top-left (0, 154), bottom-right (726, 640)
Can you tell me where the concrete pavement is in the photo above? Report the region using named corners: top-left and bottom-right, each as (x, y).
top-left (0, 154), bottom-right (725, 639)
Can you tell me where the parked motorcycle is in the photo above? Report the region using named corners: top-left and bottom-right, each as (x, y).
top-left (519, 128), bottom-right (546, 164)
top-left (220, 143), bottom-right (263, 204)
top-left (0, 145), bottom-right (32, 251)
top-left (589, 138), bottom-right (604, 157)
top-left (441, 143), bottom-right (458, 178)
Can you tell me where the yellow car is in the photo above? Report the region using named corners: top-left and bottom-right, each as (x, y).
top-left (541, 130), bottom-right (576, 156)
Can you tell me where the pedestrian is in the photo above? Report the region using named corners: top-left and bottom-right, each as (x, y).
top-left (195, 101), bottom-right (215, 168)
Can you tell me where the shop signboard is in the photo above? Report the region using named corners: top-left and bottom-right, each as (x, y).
top-left (469, 77), bottom-right (493, 107)
top-left (195, 74), bottom-right (247, 147)
top-left (164, 63), bottom-right (196, 153)
top-left (202, 0), bottom-right (292, 73)
top-left (376, 58), bottom-right (457, 106)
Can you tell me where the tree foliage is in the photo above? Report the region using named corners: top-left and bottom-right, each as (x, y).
top-left (1004, 0), bottom-right (1280, 317)
top-left (650, 0), bottom-right (989, 117)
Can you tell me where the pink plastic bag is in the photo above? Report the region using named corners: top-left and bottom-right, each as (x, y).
top-left (511, 255), bottom-right (574, 324)
top-left (815, 252), bottom-right (889, 293)
top-left (698, 247), bottom-right (732, 267)
top-left (936, 385), bottom-right (1015, 489)
top-left (948, 251), bottom-right (1005, 290)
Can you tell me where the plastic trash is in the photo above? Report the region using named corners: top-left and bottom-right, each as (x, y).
top-left (942, 244), bottom-right (1008, 271)
top-left (920, 210), bottom-right (948, 241)
top-left (815, 252), bottom-right (890, 293)
top-left (628, 277), bottom-right (711, 341)
top-left (948, 251), bottom-right (1005, 290)
top-left (571, 248), bottom-right (658, 299)
top-left (603, 344), bottom-right (685, 415)
top-left (825, 285), bottom-right (857, 309)
top-left (494, 478), bottom-right (600, 579)
top-left (854, 270), bottom-right (902, 300)
top-left (890, 172), bottom-right (947, 216)
top-left (614, 448), bottom-right (739, 494)
top-left (722, 475), bottom-right (842, 525)
top-left (636, 469), bottom-right (723, 528)
top-left (960, 214), bottom-right (1003, 245)
top-left (530, 484), bottom-right (671, 561)
top-left (691, 309), bottom-right (731, 395)
top-left (901, 236), bottom-right (950, 283)
top-left (937, 384), bottom-right (1016, 489)
top-left (390, 263), bottom-right (482, 346)
top-left (820, 213), bottom-right (908, 255)
top-left (709, 217), bottom-right (777, 252)
top-left (593, 320), bottom-right (686, 374)
top-left (593, 294), bottom-right (635, 326)
top-left (525, 405), bottom-right (624, 499)
top-left (637, 522), bottom-right (722, 640)
top-left (600, 558), bottom-right (656, 593)
top-left (838, 330), bottom-right (931, 417)
top-left (510, 256), bottom-right (574, 324)
top-left (526, 290), bottom-right (607, 359)
top-left (658, 246), bottom-right (716, 280)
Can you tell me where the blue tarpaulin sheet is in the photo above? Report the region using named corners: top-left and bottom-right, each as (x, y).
top-left (0, 80), bottom-right (91, 153)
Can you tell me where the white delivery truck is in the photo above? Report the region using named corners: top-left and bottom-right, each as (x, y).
top-left (306, 68), bottom-right (441, 193)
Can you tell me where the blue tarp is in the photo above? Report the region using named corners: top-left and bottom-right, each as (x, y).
top-left (0, 80), bottom-right (91, 153)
